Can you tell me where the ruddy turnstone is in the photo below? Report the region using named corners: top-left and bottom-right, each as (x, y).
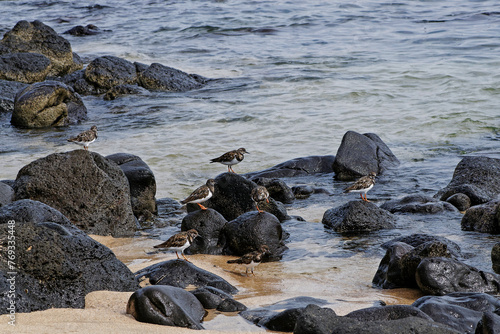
top-left (210, 148), bottom-right (249, 173)
top-left (67, 125), bottom-right (98, 151)
top-left (251, 186), bottom-right (270, 213)
top-left (180, 179), bottom-right (215, 210)
top-left (154, 229), bottom-right (199, 262)
top-left (227, 245), bottom-right (270, 276)
top-left (343, 172), bottom-right (376, 202)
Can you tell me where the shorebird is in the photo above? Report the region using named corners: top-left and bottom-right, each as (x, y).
top-left (251, 186), bottom-right (270, 213)
top-left (180, 179), bottom-right (215, 210)
top-left (343, 172), bottom-right (376, 202)
top-left (227, 245), bottom-right (270, 276)
top-left (67, 125), bottom-right (98, 151)
top-left (210, 148), bottom-right (249, 173)
top-left (154, 229), bottom-right (199, 262)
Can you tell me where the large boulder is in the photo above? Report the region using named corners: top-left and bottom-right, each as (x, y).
top-left (221, 211), bottom-right (288, 260)
top-left (11, 81), bottom-right (87, 128)
top-left (126, 285), bottom-right (205, 329)
top-left (0, 200), bottom-right (138, 314)
top-left (13, 150), bottom-right (137, 236)
top-left (461, 200), bottom-right (500, 234)
top-left (135, 259), bottom-right (238, 294)
top-left (0, 20), bottom-right (82, 76)
top-left (435, 156), bottom-right (500, 206)
top-left (0, 182), bottom-right (14, 207)
top-left (137, 62), bottom-right (205, 92)
top-left (181, 208), bottom-right (227, 255)
top-left (245, 155), bottom-right (336, 179)
top-left (0, 52), bottom-right (51, 83)
top-left (84, 56), bottom-right (137, 91)
top-left (322, 201), bottom-right (396, 233)
top-left (0, 79), bottom-right (28, 113)
top-left (332, 131), bottom-right (400, 180)
top-left (106, 153), bottom-right (157, 221)
top-left (416, 257), bottom-right (500, 295)
top-left (381, 233), bottom-right (462, 258)
top-left (380, 194), bottom-right (457, 214)
top-left (413, 292), bottom-right (500, 333)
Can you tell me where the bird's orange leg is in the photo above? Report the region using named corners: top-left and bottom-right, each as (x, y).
top-left (256, 203), bottom-right (263, 213)
top-left (181, 252), bottom-right (191, 262)
top-left (197, 203), bottom-right (208, 210)
top-left (175, 251), bottom-right (180, 259)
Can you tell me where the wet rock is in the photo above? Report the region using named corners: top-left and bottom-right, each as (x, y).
top-left (63, 24), bottom-right (101, 36)
top-left (60, 69), bottom-right (99, 95)
top-left (221, 211), bottom-right (288, 260)
top-left (345, 304), bottom-right (433, 322)
top-left (322, 201), bottom-right (396, 233)
top-left (293, 304), bottom-right (338, 334)
top-left (461, 200), bottom-right (500, 234)
top-left (191, 286), bottom-right (232, 309)
top-left (202, 172), bottom-right (288, 222)
top-left (373, 241), bottom-right (452, 289)
top-left (476, 311), bottom-right (500, 334)
top-left (245, 155), bottom-right (335, 179)
top-left (0, 20), bottom-right (82, 76)
top-left (332, 131), bottom-right (400, 181)
top-left (0, 182), bottom-right (14, 207)
top-left (446, 193), bottom-right (471, 211)
top-left (251, 177), bottom-right (295, 204)
top-left (435, 156), bottom-right (500, 206)
top-left (216, 298), bottom-right (247, 312)
top-left (11, 81), bottom-right (87, 128)
top-left (382, 233), bottom-right (462, 258)
top-left (416, 257), bottom-right (500, 295)
top-left (181, 208), bottom-right (227, 255)
top-left (126, 285), bottom-right (205, 330)
top-left (106, 153), bottom-right (157, 221)
top-left (0, 200), bottom-right (138, 314)
top-left (135, 259), bottom-right (238, 294)
top-left (85, 55), bottom-right (137, 91)
top-left (492, 243), bottom-right (500, 274)
top-left (0, 52), bottom-right (51, 83)
top-left (137, 62), bottom-right (205, 92)
top-left (14, 150), bottom-right (137, 236)
top-left (263, 307), bottom-right (306, 332)
top-left (413, 292), bottom-right (500, 333)
top-left (103, 83), bottom-right (150, 100)
top-left (380, 194), bottom-right (457, 214)
top-left (292, 185), bottom-right (315, 199)
top-left (0, 79), bottom-right (28, 113)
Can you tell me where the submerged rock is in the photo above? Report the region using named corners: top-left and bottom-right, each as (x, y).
top-left (382, 233), bottom-right (462, 258)
top-left (322, 201), bottom-right (396, 233)
top-left (0, 79), bottom-right (28, 113)
top-left (446, 193), bottom-right (471, 211)
top-left (14, 150), bottom-right (137, 236)
top-left (245, 155), bottom-right (335, 179)
top-left (64, 24), bottom-right (101, 36)
top-left (380, 194), bottom-right (457, 214)
top-left (11, 81), bottom-right (87, 128)
top-left (435, 156), bottom-right (500, 206)
top-left (137, 62), bottom-right (205, 92)
top-left (103, 83), bottom-right (150, 100)
top-left (0, 200), bottom-right (138, 314)
top-left (126, 285), bottom-right (205, 329)
top-left (332, 131), bottom-right (400, 181)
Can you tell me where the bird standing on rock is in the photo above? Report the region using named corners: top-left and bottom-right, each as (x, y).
top-left (154, 229), bottom-right (199, 262)
top-left (210, 148), bottom-right (249, 173)
top-left (251, 186), bottom-right (270, 213)
top-left (67, 125), bottom-right (98, 151)
top-left (343, 172), bottom-right (376, 202)
top-left (227, 245), bottom-right (270, 276)
top-left (180, 179), bottom-right (215, 210)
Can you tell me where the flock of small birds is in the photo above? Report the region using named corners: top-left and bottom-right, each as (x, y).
top-left (67, 126), bottom-right (377, 276)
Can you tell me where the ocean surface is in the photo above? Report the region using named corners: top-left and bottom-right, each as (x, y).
top-left (1, 0), bottom-right (500, 330)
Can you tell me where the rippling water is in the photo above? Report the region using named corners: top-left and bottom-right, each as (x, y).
top-left (1, 0), bottom-right (500, 329)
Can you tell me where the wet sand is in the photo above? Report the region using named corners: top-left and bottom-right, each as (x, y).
top-left (0, 235), bottom-right (423, 333)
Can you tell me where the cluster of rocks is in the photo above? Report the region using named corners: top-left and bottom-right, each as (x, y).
top-left (0, 20), bottom-right (208, 128)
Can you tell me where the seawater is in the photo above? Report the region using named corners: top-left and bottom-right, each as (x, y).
top-left (1, 0), bottom-right (500, 329)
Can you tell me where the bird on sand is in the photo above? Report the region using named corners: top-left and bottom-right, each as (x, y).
top-left (251, 186), bottom-right (270, 213)
top-left (227, 245), bottom-right (270, 276)
top-left (343, 172), bottom-right (377, 202)
top-left (210, 148), bottom-right (249, 173)
top-left (180, 179), bottom-right (215, 210)
top-left (154, 229), bottom-right (199, 262)
top-left (67, 125), bottom-right (98, 151)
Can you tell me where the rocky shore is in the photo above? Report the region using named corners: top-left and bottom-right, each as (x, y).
top-left (1, 19), bottom-right (500, 333)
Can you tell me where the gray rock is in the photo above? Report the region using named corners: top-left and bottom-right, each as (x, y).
top-left (11, 81), bottom-right (87, 128)
top-left (435, 156), bottom-right (500, 206)
top-left (0, 200), bottom-right (138, 314)
top-left (492, 242), bottom-right (500, 274)
top-left (0, 52), bottom-right (51, 83)
top-left (14, 150), bottom-right (137, 236)
top-left (137, 62), bottom-right (204, 92)
top-left (85, 55), bottom-right (137, 91)
top-left (380, 194), bottom-right (457, 214)
top-left (332, 131), bottom-right (400, 181)
top-left (461, 200), bottom-right (500, 234)
top-left (126, 285), bottom-right (205, 329)
top-left (476, 311), bottom-right (500, 334)
top-left (191, 286), bottom-right (232, 309)
top-left (216, 298), bottom-right (247, 312)
top-left (251, 177), bottom-right (295, 204)
top-left (446, 193), bottom-right (471, 211)
top-left (381, 233), bottom-right (462, 258)
top-left (345, 304), bottom-right (433, 322)
top-left (106, 153), bottom-right (157, 221)
top-left (0, 79), bottom-right (28, 113)
top-left (322, 201), bottom-right (396, 233)
top-left (0, 20), bottom-right (82, 76)
top-left (0, 182), bottom-right (14, 207)
top-left (245, 155), bottom-right (335, 179)
top-left (292, 185), bottom-right (315, 199)
top-left (103, 84), bottom-right (150, 100)
top-left (181, 208), bottom-right (227, 255)
top-left (63, 24), bottom-right (101, 36)
top-left (416, 257), bottom-right (500, 295)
